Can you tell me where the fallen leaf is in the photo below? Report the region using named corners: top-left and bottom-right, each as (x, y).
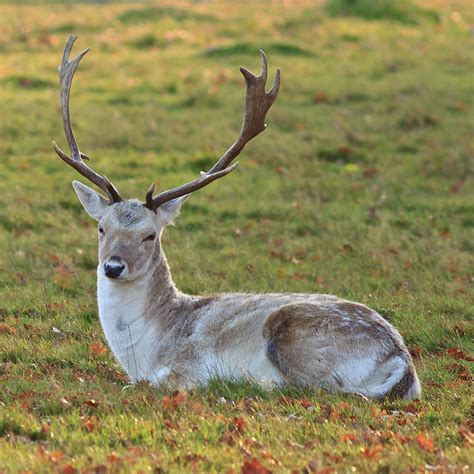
top-left (416, 433), bottom-right (435, 452)
top-left (313, 91), bottom-right (328, 103)
top-left (363, 444), bottom-right (383, 459)
top-left (363, 167), bottom-right (378, 178)
top-left (449, 179), bottom-right (465, 194)
top-left (459, 426), bottom-right (474, 445)
top-left (220, 430), bottom-right (236, 445)
top-left (62, 463), bottom-right (77, 474)
top-left (162, 391), bottom-right (187, 410)
top-left (83, 416), bottom-right (100, 433)
top-left (447, 348), bottom-right (474, 361)
top-left (300, 398), bottom-right (313, 409)
top-left (84, 399), bottom-right (99, 409)
top-left (48, 450), bottom-right (64, 464)
top-left (0, 323), bottom-right (16, 335)
top-left (231, 416), bottom-right (247, 433)
top-left (446, 363), bottom-right (471, 381)
top-left (241, 457), bottom-right (271, 474)
top-left (90, 341), bottom-right (107, 357)
top-left (163, 418), bottom-right (176, 429)
top-left (323, 451), bottom-right (342, 463)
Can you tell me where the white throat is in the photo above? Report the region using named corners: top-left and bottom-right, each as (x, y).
top-left (97, 269), bottom-right (158, 382)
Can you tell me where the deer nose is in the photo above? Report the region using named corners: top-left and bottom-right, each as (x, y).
top-left (104, 257), bottom-right (125, 279)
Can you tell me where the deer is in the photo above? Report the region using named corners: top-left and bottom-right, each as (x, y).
top-left (52, 35), bottom-right (421, 400)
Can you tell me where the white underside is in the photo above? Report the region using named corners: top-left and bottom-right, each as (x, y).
top-left (97, 273), bottom-right (284, 387)
top-left (97, 272), bottom-right (419, 398)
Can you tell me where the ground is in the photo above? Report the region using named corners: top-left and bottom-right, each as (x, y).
top-left (0, 0), bottom-right (472, 472)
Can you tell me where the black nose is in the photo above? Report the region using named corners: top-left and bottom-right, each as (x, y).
top-left (104, 261), bottom-right (125, 279)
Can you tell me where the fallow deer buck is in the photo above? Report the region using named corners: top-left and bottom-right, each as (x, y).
top-left (53, 35), bottom-right (421, 400)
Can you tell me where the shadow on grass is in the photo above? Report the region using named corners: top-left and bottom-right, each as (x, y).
top-left (118, 6), bottom-right (214, 25)
top-left (203, 42), bottom-right (312, 58)
top-left (326, 0), bottom-right (439, 24)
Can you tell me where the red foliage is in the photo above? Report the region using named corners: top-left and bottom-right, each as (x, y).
top-left (363, 444), bottom-right (383, 459)
top-left (241, 458), bottom-right (271, 474)
top-left (447, 348), bottom-right (474, 362)
top-left (231, 416), bottom-right (247, 433)
top-left (161, 391), bottom-right (187, 410)
top-left (89, 341), bottom-right (107, 357)
top-left (416, 433), bottom-right (436, 452)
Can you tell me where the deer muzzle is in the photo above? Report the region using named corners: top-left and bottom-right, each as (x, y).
top-left (103, 256), bottom-right (127, 279)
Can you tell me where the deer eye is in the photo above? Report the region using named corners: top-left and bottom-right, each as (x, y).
top-left (143, 233), bottom-right (156, 242)
top-left (98, 226), bottom-right (105, 235)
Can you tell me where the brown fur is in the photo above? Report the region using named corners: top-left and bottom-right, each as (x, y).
top-left (263, 302), bottom-right (413, 391)
top-left (384, 361), bottom-right (418, 399)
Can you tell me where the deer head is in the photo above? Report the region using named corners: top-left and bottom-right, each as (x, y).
top-left (54, 35), bottom-right (280, 281)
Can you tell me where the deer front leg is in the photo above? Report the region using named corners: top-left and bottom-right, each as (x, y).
top-left (149, 367), bottom-right (172, 385)
top-left (149, 366), bottom-right (196, 390)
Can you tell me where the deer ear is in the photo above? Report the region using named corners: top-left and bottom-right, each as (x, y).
top-left (72, 180), bottom-right (108, 221)
top-left (156, 196), bottom-right (188, 225)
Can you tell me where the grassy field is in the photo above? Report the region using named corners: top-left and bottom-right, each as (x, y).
top-left (0, 0), bottom-right (472, 472)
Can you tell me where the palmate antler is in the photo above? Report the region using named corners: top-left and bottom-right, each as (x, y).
top-left (146, 51), bottom-right (280, 211)
top-left (52, 35), bottom-right (122, 202)
top-left (53, 36), bottom-right (280, 210)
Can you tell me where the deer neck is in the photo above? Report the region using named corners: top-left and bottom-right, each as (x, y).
top-left (97, 245), bottom-right (185, 331)
top-left (97, 245), bottom-right (188, 381)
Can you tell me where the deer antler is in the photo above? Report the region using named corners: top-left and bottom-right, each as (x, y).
top-left (147, 51), bottom-right (280, 211)
top-left (52, 35), bottom-right (122, 203)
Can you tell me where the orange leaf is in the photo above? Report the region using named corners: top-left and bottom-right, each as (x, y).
top-left (0, 323), bottom-right (16, 335)
top-left (163, 418), bottom-right (176, 429)
top-left (162, 391), bottom-right (187, 410)
top-left (62, 463), bottom-right (77, 474)
top-left (215, 413), bottom-right (226, 423)
top-left (313, 91), bottom-right (328, 103)
top-left (83, 416), bottom-right (100, 433)
top-left (300, 398), bottom-right (313, 409)
top-left (106, 453), bottom-right (122, 464)
top-left (260, 450), bottom-right (273, 460)
top-left (241, 457), bottom-right (271, 474)
top-left (341, 433), bottom-right (357, 442)
top-left (363, 444), bottom-right (383, 459)
top-left (416, 433), bottom-right (435, 452)
top-left (232, 416), bottom-right (247, 433)
top-left (84, 399), bottom-right (99, 409)
top-left (459, 426), bottom-right (474, 445)
top-left (447, 348), bottom-right (474, 362)
top-left (220, 430), bottom-right (236, 446)
top-left (90, 341), bottom-right (107, 357)
top-left (48, 450), bottom-right (64, 464)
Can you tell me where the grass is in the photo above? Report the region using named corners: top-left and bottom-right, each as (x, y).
top-left (326, 0), bottom-right (439, 24)
top-left (0, 0), bottom-right (473, 472)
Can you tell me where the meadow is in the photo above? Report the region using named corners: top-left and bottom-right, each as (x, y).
top-left (0, 0), bottom-right (472, 472)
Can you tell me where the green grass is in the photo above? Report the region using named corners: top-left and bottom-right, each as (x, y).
top-left (326, 0), bottom-right (439, 24)
top-left (0, 0), bottom-right (473, 472)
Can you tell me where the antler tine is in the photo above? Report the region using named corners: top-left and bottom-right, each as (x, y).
top-left (207, 50), bottom-right (280, 174)
top-left (149, 51), bottom-right (280, 210)
top-left (150, 163), bottom-right (239, 210)
top-left (145, 183), bottom-right (155, 210)
top-left (52, 35), bottom-right (122, 203)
